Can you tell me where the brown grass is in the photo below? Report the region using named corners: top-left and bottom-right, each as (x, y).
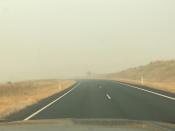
top-left (105, 60), bottom-right (175, 82)
top-left (0, 80), bottom-right (76, 119)
top-left (102, 60), bottom-right (175, 94)
top-left (112, 78), bottom-right (175, 94)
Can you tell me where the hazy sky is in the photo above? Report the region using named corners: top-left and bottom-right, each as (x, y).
top-left (0, 0), bottom-right (175, 82)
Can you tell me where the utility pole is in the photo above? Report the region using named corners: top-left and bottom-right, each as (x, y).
top-left (141, 76), bottom-right (144, 85)
top-left (58, 81), bottom-right (62, 90)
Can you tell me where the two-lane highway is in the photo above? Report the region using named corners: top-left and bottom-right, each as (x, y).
top-left (8, 80), bottom-right (175, 123)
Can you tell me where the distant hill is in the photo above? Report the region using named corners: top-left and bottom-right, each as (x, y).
top-left (106, 60), bottom-right (175, 83)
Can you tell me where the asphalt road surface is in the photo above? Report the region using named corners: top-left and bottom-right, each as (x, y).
top-left (7, 80), bottom-right (175, 123)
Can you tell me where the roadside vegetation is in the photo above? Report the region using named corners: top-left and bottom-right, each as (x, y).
top-left (0, 80), bottom-right (76, 119)
top-left (105, 60), bottom-right (175, 93)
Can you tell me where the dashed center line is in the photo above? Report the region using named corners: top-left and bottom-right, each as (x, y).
top-left (106, 94), bottom-right (111, 100)
top-left (99, 86), bottom-right (102, 89)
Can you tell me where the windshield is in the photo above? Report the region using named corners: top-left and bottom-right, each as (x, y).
top-left (0, 0), bottom-right (175, 130)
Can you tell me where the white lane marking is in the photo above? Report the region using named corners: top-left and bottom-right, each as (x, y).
top-left (106, 94), bottom-right (111, 100)
top-left (117, 82), bottom-right (175, 101)
top-left (24, 83), bottom-right (80, 121)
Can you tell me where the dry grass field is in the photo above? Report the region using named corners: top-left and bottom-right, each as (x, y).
top-left (0, 80), bottom-right (76, 119)
top-left (104, 60), bottom-right (175, 94)
top-left (112, 78), bottom-right (175, 94)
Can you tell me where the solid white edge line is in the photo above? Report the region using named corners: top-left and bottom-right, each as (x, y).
top-left (117, 82), bottom-right (175, 101)
top-left (106, 94), bottom-right (111, 100)
top-left (23, 83), bottom-right (80, 121)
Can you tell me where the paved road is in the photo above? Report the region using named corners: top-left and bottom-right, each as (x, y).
top-left (7, 80), bottom-right (175, 123)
